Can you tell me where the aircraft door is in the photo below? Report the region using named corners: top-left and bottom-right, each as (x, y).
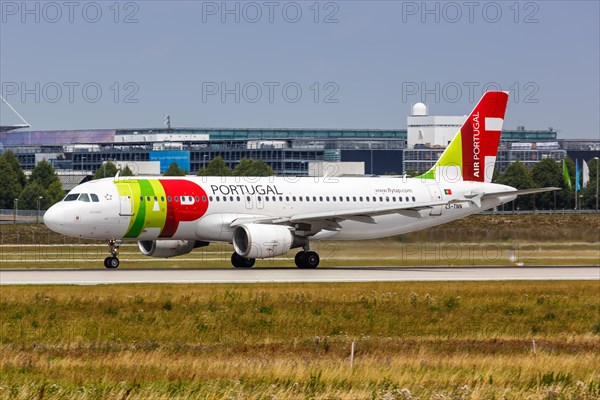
top-left (244, 195), bottom-right (253, 210)
top-left (119, 186), bottom-right (135, 216)
top-left (256, 194), bottom-right (264, 210)
top-left (426, 184), bottom-right (443, 216)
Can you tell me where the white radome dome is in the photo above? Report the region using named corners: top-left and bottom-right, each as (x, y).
top-left (412, 102), bottom-right (427, 116)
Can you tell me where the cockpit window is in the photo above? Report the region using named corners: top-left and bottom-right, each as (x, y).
top-left (65, 192), bottom-right (99, 202)
top-left (64, 193), bottom-right (79, 202)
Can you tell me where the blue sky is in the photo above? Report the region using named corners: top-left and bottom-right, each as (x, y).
top-left (1, 1), bottom-right (598, 138)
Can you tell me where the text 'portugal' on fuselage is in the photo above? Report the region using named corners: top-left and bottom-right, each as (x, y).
top-left (44, 92), bottom-right (559, 269)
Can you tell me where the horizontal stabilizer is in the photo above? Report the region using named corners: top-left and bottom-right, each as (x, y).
top-left (456, 187), bottom-right (560, 207)
top-left (481, 187), bottom-right (561, 200)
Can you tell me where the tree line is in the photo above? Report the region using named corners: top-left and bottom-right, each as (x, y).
top-left (0, 151), bottom-right (64, 211)
top-left (163, 156), bottom-right (274, 177)
top-left (99, 156), bottom-right (275, 177)
top-left (494, 158), bottom-right (598, 210)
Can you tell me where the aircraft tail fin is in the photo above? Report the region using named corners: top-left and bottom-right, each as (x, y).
top-left (418, 91), bottom-right (509, 183)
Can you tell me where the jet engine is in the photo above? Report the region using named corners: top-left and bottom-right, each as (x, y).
top-left (138, 240), bottom-right (209, 258)
top-left (233, 224), bottom-right (304, 259)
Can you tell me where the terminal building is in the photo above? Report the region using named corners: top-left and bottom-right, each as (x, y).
top-left (1, 102), bottom-right (598, 177)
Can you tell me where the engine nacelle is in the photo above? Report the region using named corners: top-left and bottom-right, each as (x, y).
top-left (138, 240), bottom-right (208, 258)
top-left (233, 224), bottom-right (301, 259)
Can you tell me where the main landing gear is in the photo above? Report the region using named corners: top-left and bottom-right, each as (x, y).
top-left (231, 252), bottom-right (256, 268)
top-left (294, 250), bottom-right (320, 269)
top-left (104, 239), bottom-right (120, 269)
top-left (229, 247), bottom-right (320, 269)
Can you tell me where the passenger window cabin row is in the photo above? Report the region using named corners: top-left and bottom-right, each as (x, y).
top-left (65, 193), bottom-right (418, 205)
top-left (139, 195), bottom-right (206, 203)
top-left (209, 195), bottom-right (418, 203)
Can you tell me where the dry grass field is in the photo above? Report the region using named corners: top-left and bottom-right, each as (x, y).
top-left (2, 214), bottom-right (600, 244)
top-left (1, 214), bottom-right (599, 268)
top-left (1, 281), bottom-right (599, 399)
top-left (1, 241), bottom-right (599, 269)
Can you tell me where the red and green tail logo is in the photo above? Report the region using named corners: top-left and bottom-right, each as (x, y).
top-left (418, 91), bottom-right (509, 183)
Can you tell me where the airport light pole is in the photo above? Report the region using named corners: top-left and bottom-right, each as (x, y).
top-left (595, 157), bottom-right (599, 211)
top-left (13, 198), bottom-right (18, 224)
top-left (370, 132), bottom-right (374, 175)
top-left (37, 196), bottom-right (43, 224)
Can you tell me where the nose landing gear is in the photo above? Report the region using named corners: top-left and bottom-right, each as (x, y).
top-left (104, 239), bottom-right (121, 269)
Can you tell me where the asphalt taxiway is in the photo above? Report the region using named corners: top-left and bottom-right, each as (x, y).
top-left (1, 266), bottom-right (598, 285)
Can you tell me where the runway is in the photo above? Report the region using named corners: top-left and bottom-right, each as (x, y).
top-left (1, 266), bottom-right (598, 285)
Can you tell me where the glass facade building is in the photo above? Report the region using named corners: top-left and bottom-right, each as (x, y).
top-left (1, 127), bottom-right (597, 176)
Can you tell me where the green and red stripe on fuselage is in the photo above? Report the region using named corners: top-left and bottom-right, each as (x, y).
top-left (115, 179), bottom-right (209, 238)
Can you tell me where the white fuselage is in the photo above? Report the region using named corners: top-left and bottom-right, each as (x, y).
top-left (43, 176), bottom-right (517, 242)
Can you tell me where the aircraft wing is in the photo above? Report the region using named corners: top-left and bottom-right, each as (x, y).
top-left (230, 187), bottom-right (561, 231)
top-left (230, 200), bottom-right (449, 228)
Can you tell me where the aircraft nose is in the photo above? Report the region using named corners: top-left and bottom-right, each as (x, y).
top-left (43, 204), bottom-right (65, 234)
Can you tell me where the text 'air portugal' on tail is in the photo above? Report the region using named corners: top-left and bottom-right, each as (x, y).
top-left (418, 91), bottom-right (509, 183)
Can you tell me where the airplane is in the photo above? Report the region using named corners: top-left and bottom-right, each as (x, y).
top-left (43, 91), bottom-right (558, 269)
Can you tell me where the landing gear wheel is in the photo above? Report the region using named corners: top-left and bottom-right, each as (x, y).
top-left (296, 251), bottom-right (319, 269)
top-left (105, 239), bottom-right (121, 268)
top-left (303, 251), bottom-right (320, 269)
top-left (104, 256), bottom-right (119, 269)
top-left (231, 252), bottom-right (255, 268)
top-left (294, 251), bottom-right (305, 267)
